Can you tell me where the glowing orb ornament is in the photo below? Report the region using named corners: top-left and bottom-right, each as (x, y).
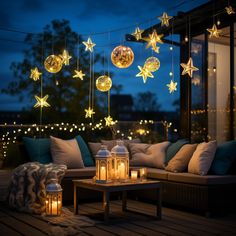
top-left (111, 45), bottom-right (134, 68)
top-left (96, 75), bottom-right (112, 92)
top-left (144, 57), bottom-right (160, 72)
top-left (44, 55), bottom-right (63, 73)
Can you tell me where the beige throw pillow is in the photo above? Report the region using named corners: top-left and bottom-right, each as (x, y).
top-left (188, 141), bottom-right (217, 175)
top-left (101, 139), bottom-right (141, 151)
top-left (165, 144), bottom-right (198, 172)
top-left (88, 142), bottom-right (102, 157)
top-left (50, 136), bottom-right (84, 169)
top-left (129, 141), bottom-right (170, 168)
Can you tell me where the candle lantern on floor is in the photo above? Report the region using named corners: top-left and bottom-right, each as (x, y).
top-left (95, 145), bottom-right (113, 183)
top-left (45, 179), bottom-right (62, 216)
top-left (111, 140), bottom-right (129, 181)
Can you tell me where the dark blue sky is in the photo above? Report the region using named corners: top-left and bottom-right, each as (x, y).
top-left (0, 0), bottom-right (209, 111)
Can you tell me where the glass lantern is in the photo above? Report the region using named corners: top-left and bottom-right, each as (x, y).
top-left (45, 179), bottom-right (62, 216)
top-left (111, 140), bottom-right (129, 181)
top-left (95, 145), bottom-right (113, 183)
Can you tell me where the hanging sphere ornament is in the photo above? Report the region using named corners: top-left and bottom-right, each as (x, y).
top-left (111, 45), bottom-right (134, 68)
top-left (96, 75), bottom-right (112, 92)
top-left (44, 55), bottom-right (63, 73)
top-left (144, 57), bottom-right (160, 72)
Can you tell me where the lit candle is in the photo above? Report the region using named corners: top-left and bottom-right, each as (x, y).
top-left (100, 166), bottom-right (106, 180)
top-left (51, 200), bottom-right (58, 215)
top-left (131, 170), bottom-right (138, 181)
top-left (140, 168), bottom-right (147, 180)
top-left (118, 162), bottom-right (125, 179)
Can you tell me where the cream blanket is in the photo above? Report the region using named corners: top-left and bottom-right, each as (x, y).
top-left (8, 162), bottom-right (67, 214)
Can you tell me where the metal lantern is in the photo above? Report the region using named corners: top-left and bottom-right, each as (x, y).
top-left (45, 179), bottom-right (62, 216)
top-left (95, 145), bottom-right (113, 183)
top-left (111, 140), bottom-right (129, 181)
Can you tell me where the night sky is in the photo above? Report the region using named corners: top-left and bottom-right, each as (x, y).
top-left (0, 0), bottom-right (209, 111)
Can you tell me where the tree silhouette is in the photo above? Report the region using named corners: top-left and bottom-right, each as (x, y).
top-left (2, 19), bottom-right (105, 123)
top-left (134, 91), bottom-right (161, 112)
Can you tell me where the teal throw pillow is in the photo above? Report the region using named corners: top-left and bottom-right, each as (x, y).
top-left (165, 139), bottom-right (189, 165)
top-left (210, 140), bottom-right (236, 175)
top-left (23, 137), bottom-right (52, 164)
top-left (75, 135), bottom-right (94, 166)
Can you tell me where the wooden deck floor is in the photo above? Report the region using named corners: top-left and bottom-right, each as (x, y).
top-left (0, 200), bottom-right (236, 236)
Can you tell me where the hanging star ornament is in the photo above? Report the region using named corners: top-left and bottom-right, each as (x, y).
top-left (73, 70), bottom-right (85, 80)
top-left (132, 27), bottom-right (144, 40)
top-left (225, 6), bottom-right (235, 15)
top-left (158, 12), bottom-right (172, 27)
top-left (30, 67), bottom-right (42, 81)
top-left (104, 115), bottom-right (114, 126)
top-left (59, 49), bottom-right (72, 65)
top-left (207, 24), bottom-right (222, 38)
top-left (167, 80), bottom-right (177, 94)
top-left (180, 57), bottom-right (199, 78)
top-left (82, 37), bottom-right (96, 52)
top-left (34, 95), bottom-right (50, 108)
top-left (85, 107), bottom-right (95, 118)
top-left (136, 65), bottom-right (154, 83)
top-left (145, 30), bottom-right (163, 53)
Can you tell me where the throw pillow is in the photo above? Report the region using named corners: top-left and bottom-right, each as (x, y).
top-left (101, 139), bottom-right (141, 151)
top-left (129, 141), bottom-right (170, 168)
top-left (165, 139), bottom-right (189, 165)
top-left (165, 144), bottom-right (198, 172)
top-left (50, 136), bottom-right (84, 169)
top-left (88, 142), bottom-right (102, 157)
top-left (23, 137), bottom-right (52, 164)
top-left (210, 140), bottom-right (236, 175)
top-left (75, 135), bottom-right (94, 167)
top-left (188, 140), bottom-right (217, 175)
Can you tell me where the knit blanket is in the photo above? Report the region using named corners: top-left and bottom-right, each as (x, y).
top-left (8, 162), bottom-right (67, 214)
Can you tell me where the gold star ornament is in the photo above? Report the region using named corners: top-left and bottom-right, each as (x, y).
top-left (82, 37), bottom-right (96, 52)
top-left (34, 95), bottom-right (50, 108)
top-left (73, 70), bottom-right (85, 80)
top-left (167, 80), bottom-right (177, 94)
top-left (145, 30), bottom-right (163, 53)
top-left (59, 49), bottom-right (72, 65)
top-left (158, 12), bottom-right (172, 27)
top-left (207, 24), bottom-right (222, 38)
top-left (136, 65), bottom-right (154, 83)
top-left (132, 27), bottom-right (144, 40)
top-left (85, 107), bottom-right (95, 118)
top-left (30, 67), bottom-right (42, 81)
top-left (104, 115), bottom-right (114, 126)
top-left (225, 6), bottom-right (235, 15)
top-left (180, 57), bottom-right (199, 78)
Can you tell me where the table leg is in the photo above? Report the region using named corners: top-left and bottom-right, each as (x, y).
top-left (74, 185), bottom-right (79, 215)
top-left (122, 190), bottom-right (127, 211)
top-left (103, 191), bottom-right (110, 224)
top-left (156, 186), bottom-right (162, 220)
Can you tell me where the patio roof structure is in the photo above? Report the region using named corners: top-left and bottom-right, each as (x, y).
top-left (126, 0), bottom-right (236, 143)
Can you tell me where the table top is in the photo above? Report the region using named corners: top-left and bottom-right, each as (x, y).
top-left (73, 179), bottom-right (161, 192)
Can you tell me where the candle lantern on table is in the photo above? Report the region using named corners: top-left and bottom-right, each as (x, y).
top-left (45, 179), bottom-right (62, 216)
top-left (111, 140), bottom-right (129, 181)
top-left (95, 145), bottom-right (113, 183)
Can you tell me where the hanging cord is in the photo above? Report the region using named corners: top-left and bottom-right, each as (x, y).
top-left (188, 16), bottom-right (191, 58)
top-left (108, 89), bottom-right (110, 116)
top-left (88, 51), bottom-right (92, 108)
top-left (91, 51), bottom-right (95, 115)
top-left (171, 21), bottom-right (175, 81)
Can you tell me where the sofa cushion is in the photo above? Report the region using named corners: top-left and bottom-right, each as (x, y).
top-left (168, 172), bottom-right (236, 185)
top-left (64, 167), bottom-right (96, 178)
top-left (75, 135), bottom-right (94, 167)
top-left (210, 140), bottom-right (236, 175)
top-left (129, 142), bottom-right (170, 168)
top-left (165, 144), bottom-right (198, 172)
top-left (146, 168), bottom-right (169, 180)
top-left (23, 137), bottom-right (52, 164)
top-left (188, 141), bottom-right (217, 175)
top-left (88, 142), bottom-right (102, 157)
top-left (50, 136), bottom-right (84, 169)
top-left (165, 139), bottom-right (189, 165)
top-left (101, 139), bottom-right (141, 151)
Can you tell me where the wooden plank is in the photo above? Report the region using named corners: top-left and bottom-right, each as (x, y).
top-left (81, 226), bottom-right (117, 236)
top-left (0, 222), bottom-right (22, 236)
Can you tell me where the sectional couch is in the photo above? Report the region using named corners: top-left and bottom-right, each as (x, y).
top-left (3, 136), bottom-right (236, 216)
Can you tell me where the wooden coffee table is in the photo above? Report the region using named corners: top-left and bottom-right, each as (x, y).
top-left (73, 179), bottom-right (162, 223)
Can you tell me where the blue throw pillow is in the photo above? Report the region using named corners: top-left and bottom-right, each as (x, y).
top-left (22, 137), bottom-right (52, 164)
top-left (165, 139), bottom-right (189, 165)
top-left (210, 140), bottom-right (236, 175)
top-left (75, 135), bottom-right (94, 167)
